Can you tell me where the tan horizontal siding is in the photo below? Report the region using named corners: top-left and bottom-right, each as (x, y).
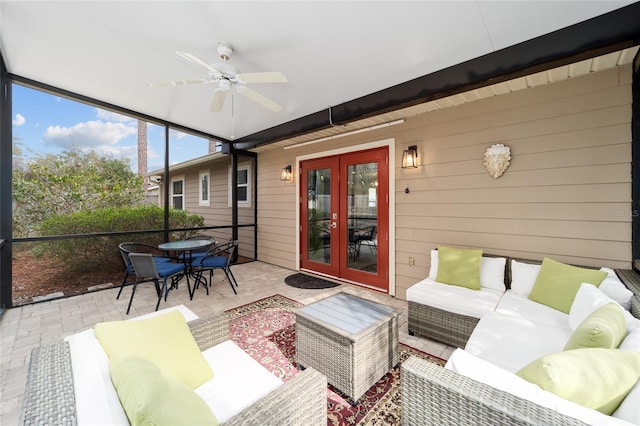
top-left (256, 65), bottom-right (634, 299)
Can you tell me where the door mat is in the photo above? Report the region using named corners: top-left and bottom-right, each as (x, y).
top-left (284, 273), bottom-right (341, 289)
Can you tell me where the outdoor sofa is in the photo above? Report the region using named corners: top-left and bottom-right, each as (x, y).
top-left (404, 248), bottom-right (640, 425)
top-left (20, 308), bottom-right (327, 425)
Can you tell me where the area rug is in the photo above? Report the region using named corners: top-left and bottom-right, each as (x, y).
top-left (284, 273), bottom-right (341, 289)
top-left (226, 294), bottom-right (446, 425)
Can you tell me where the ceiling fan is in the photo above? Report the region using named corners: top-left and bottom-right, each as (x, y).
top-left (149, 42), bottom-right (287, 112)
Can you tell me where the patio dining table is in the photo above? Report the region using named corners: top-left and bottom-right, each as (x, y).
top-left (157, 239), bottom-right (215, 296)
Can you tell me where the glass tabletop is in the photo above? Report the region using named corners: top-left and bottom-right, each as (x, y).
top-left (157, 239), bottom-right (213, 251)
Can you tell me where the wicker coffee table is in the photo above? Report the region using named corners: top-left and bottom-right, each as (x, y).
top-left (295, 292), bottom-right (399, 403)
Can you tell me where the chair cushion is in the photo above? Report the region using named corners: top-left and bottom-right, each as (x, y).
top-left (528, 258), bottom-right (607, 313)
top-left (198, 256), bottom-right (228, 268)
top-left (516, 348), bottom-right (640, 415)
top-left (95, 310), bottom-right (213, 389)
top-left (435, 246), bottom-right (483, 290)
top-left (110, 355), bottom-right (218, 426)
top-left (155, 261), bottom-right (185, 277)
top-left (564, 303), bottom-right (627, 350)
top-left (510, 260), bottom-right (542, 297)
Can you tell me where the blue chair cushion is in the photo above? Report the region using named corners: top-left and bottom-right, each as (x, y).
top-left (126, 257), bottom-right (172, 273)
top-left (156, 262), bottom-right (186, 277)
top-left (197, 256), bottom-right (227, 268)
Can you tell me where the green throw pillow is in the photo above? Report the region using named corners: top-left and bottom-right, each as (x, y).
top-left (516, 348), bottom-right (640, 415)
top-left (564, 303), bottom-right (627, 350)
top-left (528, 258), bottom-right (607, 313)
top-left (435, 246), bottom-right (483, 290)
top-left (95, 310), bottom-right (213, 389)
top-left (110, 355), bottom-right (218, 426)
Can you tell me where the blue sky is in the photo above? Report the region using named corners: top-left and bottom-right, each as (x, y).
top-left (11, 84), bottom-right (209, 172)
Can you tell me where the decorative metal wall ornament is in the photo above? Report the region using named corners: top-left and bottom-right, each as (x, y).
top-left (483, 143), bottom-right (511, 179)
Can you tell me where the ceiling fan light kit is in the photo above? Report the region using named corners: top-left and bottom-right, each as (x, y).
top-left (149, 42), bottom-right (287, 113)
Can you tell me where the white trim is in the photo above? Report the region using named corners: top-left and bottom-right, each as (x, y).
top-left (294, 138), bottom-right (396, 296)
top-left (284, 120), bottom-right (404, 150)
top-left (228, 162), bottom-right (252, 208)
top-left (170, 175), bottom-right (185, 211)
top-left (199, 169), bottom-right (210, 207)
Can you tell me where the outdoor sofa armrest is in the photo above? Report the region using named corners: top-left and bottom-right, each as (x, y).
top-left (188, 312), bottom-right (230, 351)
top-left (401, 356), bottom-right (588, 426)
top-left (615, 268), bottom-right (640, 319)
top-left (21, 341), bottom-right (76, 426)
top-left (223, 367), bottom-right (327, 426)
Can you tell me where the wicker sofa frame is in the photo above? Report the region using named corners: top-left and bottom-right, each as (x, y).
top-left (403, 265), bottom-right (640, 426)
top-left (21, 312), bottom-right (328, 426)
top-left (408, 255), bottom-right (640, 348)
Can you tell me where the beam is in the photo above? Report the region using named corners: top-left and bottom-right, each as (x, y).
top-left (233, 2), bottom-right (640, 150)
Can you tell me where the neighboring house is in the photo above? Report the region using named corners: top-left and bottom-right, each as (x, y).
top-left (147, 151), bottom-right (256, 260)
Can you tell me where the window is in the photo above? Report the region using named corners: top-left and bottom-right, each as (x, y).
top-left (199, 170), bottom-right (210, 206)
top-left (228, 163), bottom-right (251, 207)
top-left (171, 176), bottom-right (185, 210)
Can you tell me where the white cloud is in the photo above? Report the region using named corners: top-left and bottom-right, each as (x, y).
top-left (170, 129), bottom-right (187, 140)
top-left (95, 108), bottom-right (136, 123)
top-left (12, 113), bottom-right (26, 127)
top-left (44, 120), bottom-right (137, 149)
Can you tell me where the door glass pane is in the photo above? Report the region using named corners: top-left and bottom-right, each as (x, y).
top-left (307, 168), bottom-right (331, 264)
top-left (346, 162), bottom-right (378, 273)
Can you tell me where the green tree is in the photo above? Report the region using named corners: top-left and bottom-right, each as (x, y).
top-left (13, 150), bottom-right (144, 237)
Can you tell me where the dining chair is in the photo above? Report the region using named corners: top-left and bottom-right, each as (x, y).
top-left (192, 240), bottom-right (239, 296)
top-left (117, 242), bottom-right (173, 300)
top-left (125, 253), bottom-right (187, 314)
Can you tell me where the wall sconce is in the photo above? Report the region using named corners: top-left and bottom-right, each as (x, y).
top-left (280, 165), bottom-right (293, 181)
top-left (401, 145), bottom-right (418, 168)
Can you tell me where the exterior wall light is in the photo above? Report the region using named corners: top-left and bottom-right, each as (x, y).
top-left (401, 145), bottom-right (418, 168)
top-left (280, 165), bottom-right (293, 181)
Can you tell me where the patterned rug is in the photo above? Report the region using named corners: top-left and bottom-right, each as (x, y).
top-left (226, 294), bottom-right (446, 425)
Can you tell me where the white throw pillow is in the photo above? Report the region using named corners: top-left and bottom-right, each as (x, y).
top-left (428, 249), bottom-right (438, 279)
top-left (510, 260), bottom-right (542, 297)
top-left (598, 268), bottom-right (633, 309)
top-left (428, 249), bottom-right (506, 291)
top-left (480, 256), bottom-right (507, 291)
top-left (568, 283), bottom-right (615, 330)
top-left (619, 328), bottom-right (640, 351)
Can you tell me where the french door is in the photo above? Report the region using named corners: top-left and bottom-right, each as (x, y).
top-left (300, 147), bottom-right (389, 292)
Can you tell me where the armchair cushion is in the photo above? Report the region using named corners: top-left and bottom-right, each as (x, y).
top-left (516, 348), bottom-right (640, 415)
top-left (435, 246), bottom-right (483, 290)
top-left (110, 355), bottom-right (218, 426)
top-left (95, 310), bottom-right (213, 389)
top-left (564, 303), bottom-right (627, 350)
top-left (528, 258), bottom-right (607, 313)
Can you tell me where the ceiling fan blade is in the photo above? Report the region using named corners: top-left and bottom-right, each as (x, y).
top-left (210, 88), bottom-right (227, 112)
top-left (237, 71), bottom-right (287, 84)
top-left (237, 86), bottom-right (282, 112)
top-left (148, 79), bottom-right (209, 88)
top-left (176, 51), bottom-right (217, 74)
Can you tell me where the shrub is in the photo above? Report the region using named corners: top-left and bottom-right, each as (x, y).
top-left (35, 205), bottom-right (205, 272)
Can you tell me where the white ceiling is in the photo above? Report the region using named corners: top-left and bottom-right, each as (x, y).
top-left (0, 1), bottom-right (635, 143)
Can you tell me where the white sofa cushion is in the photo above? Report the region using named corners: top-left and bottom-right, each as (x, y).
top-left (496, 290), bottom-right (569, 328)
top-left (65, 305), bottom-right (199, 425)
top-left (465, 311), bottom-right (572, 373)
top-left (65, 305), bottom-right (282, 425)
top-left (428, 249), bottom-right (506, 291)
top-left (406, 277), bottom-right (503, 318)
top-left (195, 340), bottom-right (282, 423)
top-left (445, 349), bottom-right (634, 426)
top-left (613, 379), bottom-right (640, 424)
top-left (510, 259), bottom-right (542, 297)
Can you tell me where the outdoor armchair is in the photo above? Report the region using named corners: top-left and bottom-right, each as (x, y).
top-left (126, 253), bottom-right (187, 314)
top-left (192, 240), bottom-right (239, 297)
